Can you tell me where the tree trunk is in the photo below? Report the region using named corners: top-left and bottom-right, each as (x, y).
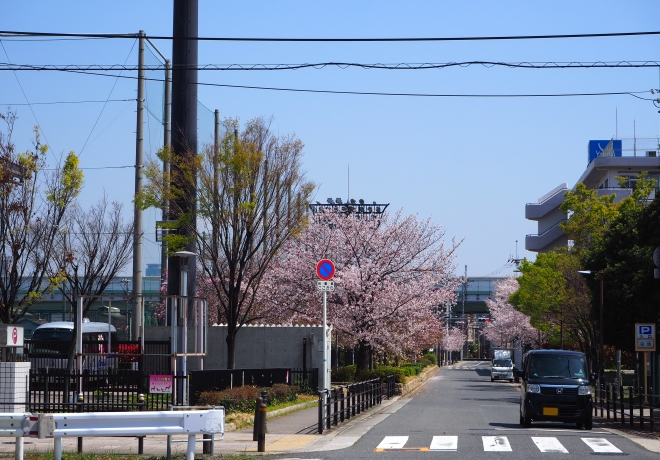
top-left (226, 328), bottom-right (236, 369)
top-left (355, 341), bottom-right (370, 379)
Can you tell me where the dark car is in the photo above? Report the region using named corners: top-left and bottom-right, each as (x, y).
top-left (517, 349), bottom-right (593, 430)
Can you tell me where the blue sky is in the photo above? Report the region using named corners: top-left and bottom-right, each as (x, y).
top-left (2, 1), bottom-right (659, 277)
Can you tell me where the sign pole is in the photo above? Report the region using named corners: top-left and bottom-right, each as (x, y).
top-left (323, 289), bottom-right (328, 392)
top-left (316, 259), bottom-right (335, 427)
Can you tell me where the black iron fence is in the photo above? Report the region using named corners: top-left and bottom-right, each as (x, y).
top-left (27, 368), bottom-right (179, 412)
top-left (190, 368), bottom-right (318, 405)
top-left (594, 380), bottom-right (659, 432)
top-left (317, 375), bottom-right (395, 434)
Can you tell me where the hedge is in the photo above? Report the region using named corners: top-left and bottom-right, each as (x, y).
top-left (196, 383), bottom-right (300, 414)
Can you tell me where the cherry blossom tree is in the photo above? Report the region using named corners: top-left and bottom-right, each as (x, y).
top-left (482, 276), bottom-right (538, 348)
top-left (261, 210), bottom-right (462, 375)
top-left (442, 327), bottom-right (466, 352)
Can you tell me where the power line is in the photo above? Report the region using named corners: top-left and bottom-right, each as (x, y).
top-left (15, 67), bottom-right (656, 99)
top-left (79, 39), bottom-right (137, 156)
top-left (3, 61), bottom-right (660, 72)
top-left (0, 99), bottom-right (135, 106)
top-left (0, 39), bottom-right (51, 147)
top-left (2, 30), bottom-right (660, 42)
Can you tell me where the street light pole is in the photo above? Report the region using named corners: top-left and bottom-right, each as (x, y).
top-left (599, 274), bottom-right (604, 380)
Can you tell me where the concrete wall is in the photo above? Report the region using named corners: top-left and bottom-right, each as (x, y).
top-left (144, 324), bottom-right (330, 384)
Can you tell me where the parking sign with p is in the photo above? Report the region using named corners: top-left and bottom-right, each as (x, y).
top-left (635, 323), bottom-right (656, 351)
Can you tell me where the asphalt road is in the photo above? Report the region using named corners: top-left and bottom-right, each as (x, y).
top-left (280, 361), bottom-right (656, 459)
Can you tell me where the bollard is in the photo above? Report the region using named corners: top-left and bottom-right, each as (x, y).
top-left (257, 399), bottom-right (267, 453)
top-left (137, 394), bottom-right (145, 455)
top-left (253, 397), bottom-right (264, 441)
top-left (77, 393), bottom-right (84, 453)
top-left (261, 390), bottom-right (269, 406)
top-left (620, 384), bottom-right (625, 424)
top-left (317, 392), bottom-right (323, 434)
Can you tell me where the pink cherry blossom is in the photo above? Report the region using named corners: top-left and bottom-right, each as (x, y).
top-left (259, 209), bottom-right (463, 369)
top-left (482, 276), bottom-right (538, 348)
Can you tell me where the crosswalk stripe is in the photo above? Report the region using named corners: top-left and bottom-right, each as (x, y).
top-left (430, 436), bottom-right (457, 451)
top-left (582, 438), bottom-right (622, 453)
top-left (373, 435), bottom-right (624, 454)
top-left (532, 437), bottom-right (569, 453)
top-left (482, 436), bottom-right (512, 452)
top-left (376, 436), bottom-right (408, 449)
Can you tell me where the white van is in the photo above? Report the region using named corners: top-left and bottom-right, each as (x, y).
top-left (28, 321), bottom-right (119, 372)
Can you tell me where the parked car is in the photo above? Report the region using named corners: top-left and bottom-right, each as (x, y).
top-left (517, 349), bottom-right (594, 430)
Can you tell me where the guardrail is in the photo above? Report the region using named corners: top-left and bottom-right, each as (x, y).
top-left (0, 413), bottom-right (33, 460)
top-left (38, 409), bottom-right (224, 460)
top-left (0, 409), bottom-right (224, 460)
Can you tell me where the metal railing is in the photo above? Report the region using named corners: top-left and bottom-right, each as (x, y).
top-left (317, 375), bottom-right (395, 434)
top-left (27, 369), bottom-right (181, 412)
top-left (593, 380), bottom-right (658, 432)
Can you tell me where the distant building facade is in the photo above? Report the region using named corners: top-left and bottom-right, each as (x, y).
top-left (526, 138), bottom-right (660, 253)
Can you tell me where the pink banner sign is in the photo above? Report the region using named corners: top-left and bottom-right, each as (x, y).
top-left (149, 374), bottom-right (173, 394)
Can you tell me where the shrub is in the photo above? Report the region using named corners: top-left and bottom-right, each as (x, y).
top-left (197, 386), bottom-right (259, 413)
top-left (332, 365), bottom-right (356, 383)
top-left (423, 353), bottom-right (438, 366)
top-left (267, 384), bottom-right (299, 405)
top-left (196, 384), bottom-right (299, 414)
top-left (362, 367), bottom-right (406, 383)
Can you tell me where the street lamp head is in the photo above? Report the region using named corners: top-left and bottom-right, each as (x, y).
top-left (174, 251), bottom-right (197, 258)
top-left (577, 270), bottom-right (592, 275)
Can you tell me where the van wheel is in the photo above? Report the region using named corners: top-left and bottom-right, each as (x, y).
top-left (576, 422), bottom-right (584, 429)
top-left (491, 377), bottom-right (494, 382)
top-left (519, 413), bottom-right (525, 426)
top-left (523, 413), bottom-right (532, 428)
top-left (584, 418), bottom-right (593, 430)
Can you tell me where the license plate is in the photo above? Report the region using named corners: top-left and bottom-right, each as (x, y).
top-left (543, 407), bottom-right (558, 416)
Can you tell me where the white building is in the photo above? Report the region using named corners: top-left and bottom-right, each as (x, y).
top-left (526, 138), bottom-right (660, 253)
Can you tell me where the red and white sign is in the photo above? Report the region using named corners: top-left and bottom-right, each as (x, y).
top-left (0, 325), bottom-right (23, 347)
top-left (316, 259), bottom-right (335, 281)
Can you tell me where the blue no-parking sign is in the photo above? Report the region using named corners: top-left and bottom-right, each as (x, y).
top-left (316, 259), bottom-right (335, 281)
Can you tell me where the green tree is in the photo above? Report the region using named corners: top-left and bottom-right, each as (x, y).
top-left (0, 109), bottom-right (82, 323)
top-left (139, 116), bottom-right (314, 368)
top-left (510, 251), bottom-right (596, 364)
top-left (582, 191), bottom-right (660, 352)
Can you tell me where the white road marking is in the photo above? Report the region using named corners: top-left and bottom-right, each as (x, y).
top-left (376, 436), bottom-right (408, 449)
top-left (582, 438), bottom-right (622, 453)
top-left (532, 437), bottom-right (569, 453)
top-left (430, 436), bottom-right (458, 451)
top-left (482, 436), bottom-right (512, 452)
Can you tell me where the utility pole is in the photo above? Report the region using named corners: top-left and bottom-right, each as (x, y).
top-left (131, 30), bottom-right (145, 340)
top-left (460, 264), bottom-right (467, 360)
top-left (160, 58), bottom-right (171, 282)
top-left (168, 0), bottom-right (198, 299)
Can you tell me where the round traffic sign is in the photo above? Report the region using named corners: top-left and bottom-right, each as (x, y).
top-left (316, 259), bottom-right (335, 281)
top-left (11, 327), bottom-right (17, 345)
